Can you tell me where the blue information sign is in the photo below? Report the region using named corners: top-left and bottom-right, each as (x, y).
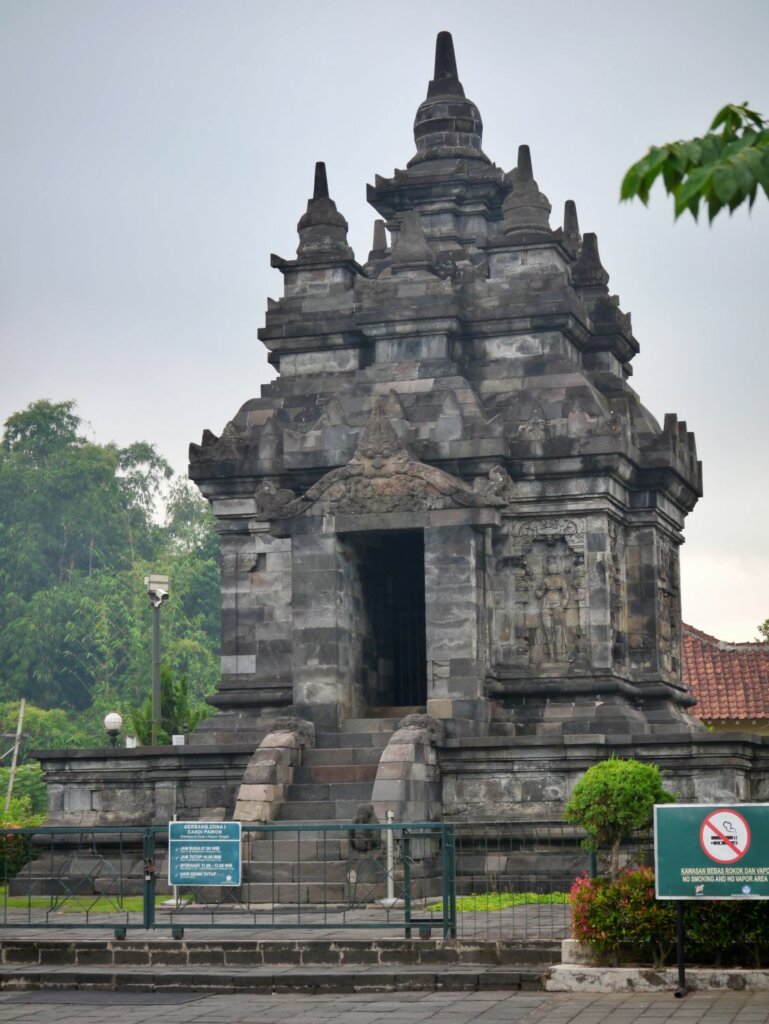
top-left (168, 821), bottom-right (242, 886)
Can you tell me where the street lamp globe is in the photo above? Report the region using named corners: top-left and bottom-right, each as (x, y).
top-left (104, 711), bottom-right (124, 747)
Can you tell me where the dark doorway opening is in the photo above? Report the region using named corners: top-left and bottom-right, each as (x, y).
top-left (356, 531), bottom-right (427, 709)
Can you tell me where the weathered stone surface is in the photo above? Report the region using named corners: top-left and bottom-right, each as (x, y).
top-left (38, 33), bottom-right (769, 836)
top-left (233, 719), bottom-right (314, 822)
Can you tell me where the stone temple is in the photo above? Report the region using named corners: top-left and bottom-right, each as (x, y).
top-left (40, 33), bottom-right (769, 835)
top-left (190, 30), bottom-right (702, 744)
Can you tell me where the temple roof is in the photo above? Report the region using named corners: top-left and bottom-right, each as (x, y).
top-left (190, 31), bottom-right (701, 516)
top-left (683, 624), bottom-right (769, 722)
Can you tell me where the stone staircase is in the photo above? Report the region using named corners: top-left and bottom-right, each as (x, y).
top-left (276, 717), bottom-right (397, 822)
top-left (240, 711), bottom-right (431, 905)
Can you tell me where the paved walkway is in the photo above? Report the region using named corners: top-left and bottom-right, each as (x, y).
top-left (0, 903), bottom-right (571, 942)
top-left (1, 988), bottom-right (767, 1024)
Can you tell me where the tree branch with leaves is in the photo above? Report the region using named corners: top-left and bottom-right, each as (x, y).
top-left (621, 103), bottom-right (769, 222)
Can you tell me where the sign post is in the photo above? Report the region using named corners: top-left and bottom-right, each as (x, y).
top-left (654, 803), bottom-right (769, 997)
top-left (168, 821), bottom-right (242, 887)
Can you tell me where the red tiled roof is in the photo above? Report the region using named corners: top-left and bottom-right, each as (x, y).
top-left (683, 624), bottom-right (769, 722)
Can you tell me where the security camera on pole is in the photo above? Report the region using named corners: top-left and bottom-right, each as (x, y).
top-left (144, 574), bottom-right (170, 745)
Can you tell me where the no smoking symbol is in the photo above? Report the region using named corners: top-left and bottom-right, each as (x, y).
top-left (700, 808), bottom-right (751, 863)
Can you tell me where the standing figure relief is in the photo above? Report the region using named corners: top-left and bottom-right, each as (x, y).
top-left (535, 554), bottom-right (572, 663)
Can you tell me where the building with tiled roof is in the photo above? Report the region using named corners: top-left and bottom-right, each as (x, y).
top-left (683, 624), bottom-right (769, 735)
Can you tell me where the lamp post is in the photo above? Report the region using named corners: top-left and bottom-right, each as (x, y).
top-left (104, 711), bottom-right (123, 748)
top-left (144, 574), bottom-right (170, 745)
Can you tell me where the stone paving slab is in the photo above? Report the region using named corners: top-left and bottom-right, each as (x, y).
top-left (1, 989), bottom-right (769, 1024)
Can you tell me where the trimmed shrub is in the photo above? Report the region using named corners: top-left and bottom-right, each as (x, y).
top-left (571, 867), bottom-right (769, 967)
top-left (570, 867), bottom-right (676, 966)
top-left (565, 757), bottom-right (674, 876)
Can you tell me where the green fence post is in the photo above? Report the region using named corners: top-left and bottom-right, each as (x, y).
top-left (403, 830), bottom-right (412, 939)
top-left (446, 824), bottom-right (456, 939)
top-left (143, 829), bottom-right (156, 930)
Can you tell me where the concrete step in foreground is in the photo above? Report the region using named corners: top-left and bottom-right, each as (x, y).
top-left (0, 964), bottom-right (549, 994)
top-left (0, 936), bottom-right (554, 993)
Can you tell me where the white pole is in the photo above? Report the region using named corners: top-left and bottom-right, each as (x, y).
top-left (386, 808), bottom-right (395, 903)
top-left (4, 699), bottom-right (25, 816)
top-left (173, 810), bottom-right (179, 907)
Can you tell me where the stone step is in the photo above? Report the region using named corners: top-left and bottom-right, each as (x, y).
top-left (293, 763), bottom-right (378, 784)
top-left (243, 836), bottom-right (347, 861)
top-left (284, 781), bottom-right (373, 803)
top-left (340, 718), bottom-right (400, 733)
top-left (365, 705), bottom-right (425, 718)
top-left (277, 799), bottom-right (336, 820)
top-left (241, 880), bottom-right (352, 903)
top-left (243, 859), bottom-right (350, 883)
top-left (301, 746), bottom-right (383, 766)
top-left (278, 799), bottom-right (368, 822)
top-left (314, 732), bottom-right (391, 750)
top-left (0, 964), bottom-right (551, 993)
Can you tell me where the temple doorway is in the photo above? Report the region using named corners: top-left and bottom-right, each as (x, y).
top-left (352, 530), bottom-right (427, 709)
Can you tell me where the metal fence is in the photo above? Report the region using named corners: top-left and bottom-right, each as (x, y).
top-left (434, 820), bottom-right (654, 941)
top-left (0, 822), bottom-right (456, 939)
top-left (1, 819), bottom-right (653, 942)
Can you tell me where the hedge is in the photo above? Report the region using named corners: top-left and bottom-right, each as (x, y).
top-left (570, 867), bottom-right (769, 967)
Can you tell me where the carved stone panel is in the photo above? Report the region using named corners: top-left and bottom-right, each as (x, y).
top-left (253, 400), bottom-right (511, 521)
top-left (657, 534), bottom-right (682, 677)
top-left (493, 517), bottom-right (588, 672)
top-left (608, 519), bottom-right (628, 668)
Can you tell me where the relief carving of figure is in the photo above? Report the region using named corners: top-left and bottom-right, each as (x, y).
top-left (535, 554), bottom-right (572, 662)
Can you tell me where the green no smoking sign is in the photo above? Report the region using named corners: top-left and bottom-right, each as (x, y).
top-left (699, 808), bottom-right (750, 863)
top-left (655, 803), bottom-right (769, 899)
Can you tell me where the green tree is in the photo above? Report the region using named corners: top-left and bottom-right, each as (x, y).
top-left (0, 398), bottom-right (219, 748)
top-left (0, 701), bottom-right (96, 754)
top-left (565, 757), bottom-right (674, 877)
top-left (0, 400), bottom-right (174, 708)
top-left (131, 664), bottom-right (209, 745)
top-left (758, 619), bottom-right (769, 643)
top-left (621, 102), bottom-right (769, 222)
top-left (0, 763), bottom-right (48, 816)
top-left (0, 399), bottom-right (170, 596)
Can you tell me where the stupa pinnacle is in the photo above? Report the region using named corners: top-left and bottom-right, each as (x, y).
top-left (412, 30), bottom-right (487, 164)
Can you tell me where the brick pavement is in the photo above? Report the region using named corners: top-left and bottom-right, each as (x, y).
top-left (0, 988), bottom-right (768, 1024)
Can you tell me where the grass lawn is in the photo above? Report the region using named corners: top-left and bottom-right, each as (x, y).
top-left (0, 887), bottom-right (172, 913)
top-left (427, 891), bottom-right (570, 913)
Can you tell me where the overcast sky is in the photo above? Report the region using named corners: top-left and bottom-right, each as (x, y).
top-left (2, 0), bottom-right (768, 641)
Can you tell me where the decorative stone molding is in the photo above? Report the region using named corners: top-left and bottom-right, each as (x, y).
top-left (233, 717), bottom-right (314, 823)
top-left (254, 400), bottom-right (511, 520)
top-left (371, 714), bottom-right (445, 823)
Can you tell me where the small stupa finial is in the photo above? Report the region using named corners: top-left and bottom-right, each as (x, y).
top-left (516, 145), bottom-right (534, 183)
top-left (564, 200), bottom-right (580, 237)
top-left (572, 232), bottom-right (609, 289)
top-left (563, 200), bottom-right (581, 255)
top-left (372, 219), bottom-right (387, 253)
top-left (434, 31), bottom-right (459, 81)
top-left (388, 209), bottom-right (437, 275)
top-left (502, 144), bottom-right (552, 239)
top-left (313, 161), bottom-right (329, 200)
top-left (296, 160), bottom-right (353, 262)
